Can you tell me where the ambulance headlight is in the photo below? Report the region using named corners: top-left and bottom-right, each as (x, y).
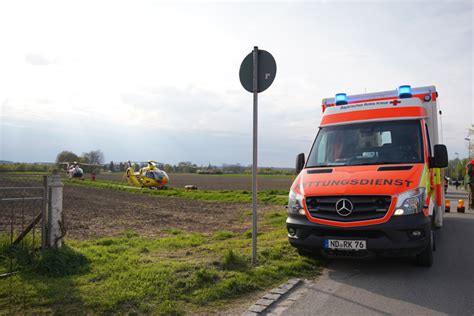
top-left (288, 190), bottom-right (306, 215)
top-left (394, 188), bottom-right (425, 215)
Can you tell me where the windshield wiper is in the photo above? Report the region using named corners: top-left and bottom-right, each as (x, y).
top-left (307, 161), bottom-right (421, 168)
top-left (375, 161), bottom-right (421, 165)
top-left (306, 164), bottom-right (342, 168)
top-left (344, 161), bottom-right (421, 166)
top-left (345, 162), bottom-right (378, 166)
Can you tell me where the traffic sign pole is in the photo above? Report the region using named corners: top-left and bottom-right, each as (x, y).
top-left (252, 46), bottom-right (258, 265)
top-left (239, 46), bottom-right (276, 266)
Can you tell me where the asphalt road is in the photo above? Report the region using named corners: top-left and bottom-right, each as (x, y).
top-left (271, 189), bottom-right (474, 316)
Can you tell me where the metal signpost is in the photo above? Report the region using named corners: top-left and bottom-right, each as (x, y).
top-left (239, 47), bottom-right (277, 264)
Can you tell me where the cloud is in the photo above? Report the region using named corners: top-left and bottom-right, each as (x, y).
top-left (25, 53), bottom-right (57, 66)
top-left (120, 86), bottom-right (249, 133)
top-left (121, 86), bottom-right (224, 112)
top-left (0, 1), bottom-right (471, 165)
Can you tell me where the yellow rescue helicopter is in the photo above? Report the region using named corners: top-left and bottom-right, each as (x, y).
top-left (125, 160), bottom-right (170, 189)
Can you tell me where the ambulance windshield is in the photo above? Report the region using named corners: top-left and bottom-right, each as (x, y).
top-left (306, 120), bottom-right (424, 167)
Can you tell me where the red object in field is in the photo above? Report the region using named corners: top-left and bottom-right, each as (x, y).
top-left (91, 172), bottom-right (96, 181)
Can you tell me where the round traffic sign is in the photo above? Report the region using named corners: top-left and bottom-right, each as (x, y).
top-left (239, 49), bottom-right (277, 93)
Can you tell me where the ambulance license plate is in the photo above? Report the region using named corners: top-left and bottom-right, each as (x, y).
top-left (324, 239), bottom-right (366, 250)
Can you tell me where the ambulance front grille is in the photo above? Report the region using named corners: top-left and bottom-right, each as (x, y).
top-left (305, 195), bottom-right (392, 222)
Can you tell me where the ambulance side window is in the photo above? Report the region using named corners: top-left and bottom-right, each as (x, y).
top-left (425, 123), bottom-right (432, 157)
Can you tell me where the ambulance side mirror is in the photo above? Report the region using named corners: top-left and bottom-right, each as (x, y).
top-left (296, 153), bottom-right (305, 174)
top-left (430, 144), bottom-right (448, 168)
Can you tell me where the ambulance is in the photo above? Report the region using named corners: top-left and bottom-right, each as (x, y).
top-left (287, 85), bottom-right (448, 267)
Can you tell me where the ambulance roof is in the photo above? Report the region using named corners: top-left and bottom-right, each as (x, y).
top-left (322, 86), bottom-right (437, 107)
top-left (320, 86), bottom-right (437, 127)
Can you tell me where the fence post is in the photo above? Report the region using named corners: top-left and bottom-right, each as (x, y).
top-left (44, 174), bottom-right (64, 249)
top-left (42, 176), bottom-right (49, 250)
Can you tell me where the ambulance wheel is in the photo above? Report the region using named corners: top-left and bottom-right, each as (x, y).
top-left (416, 229), bottom-right (433, 267)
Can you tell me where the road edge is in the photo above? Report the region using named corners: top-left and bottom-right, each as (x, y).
top-left (241, 278), bottom-right (302, 315)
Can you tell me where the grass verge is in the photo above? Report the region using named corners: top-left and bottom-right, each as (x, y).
top-left (0, 210), bottom-right (321, 315)
top-left (67, 179), bottom-right (289, 205)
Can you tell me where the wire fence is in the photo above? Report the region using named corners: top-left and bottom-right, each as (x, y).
top-left (0, 174), bottom-right (46, 276)
top-left (0, 174), bottom-right (48, 313)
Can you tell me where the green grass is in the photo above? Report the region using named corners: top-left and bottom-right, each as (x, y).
top-left (0, 171), bottom-right (50, 175)
top-left (67, 179), bottom-right (289, 205)
top-left (197, 173), bottom-right (294, 179)
top-left (212, 231), bottom-right (235, 240)
top-left (0, 211), bottom-right (321, 314)
top-left (0, 164), bottom-right (52, 173)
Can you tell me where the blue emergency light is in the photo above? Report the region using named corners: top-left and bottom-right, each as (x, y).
top-left (335, 93), bottom-right (348, 105)
top-left (398, 85), bottom-right (412, 99)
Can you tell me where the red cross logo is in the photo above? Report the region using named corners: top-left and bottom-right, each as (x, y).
top-left (390, 99), bottom-right (401, 106)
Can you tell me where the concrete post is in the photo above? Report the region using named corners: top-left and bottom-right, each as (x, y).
top-left (44, 174), bottom-right (64, 249)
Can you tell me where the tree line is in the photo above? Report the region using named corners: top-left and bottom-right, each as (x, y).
top-left (446, 157), bottom-right (471, 182)
top-left (56, 150), bottom-right (105, 165)
top-left (105, 161), bottom-right (294, 175)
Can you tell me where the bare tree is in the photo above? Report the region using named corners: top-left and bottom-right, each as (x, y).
top-left (82, 150), bottom-right (105, 165)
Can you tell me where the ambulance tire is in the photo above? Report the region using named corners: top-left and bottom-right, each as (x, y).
top-left (415, 229), bottom-right (433, 267)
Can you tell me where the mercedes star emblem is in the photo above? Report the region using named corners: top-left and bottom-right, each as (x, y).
top-left (336, 198), bottom-right (354, 217)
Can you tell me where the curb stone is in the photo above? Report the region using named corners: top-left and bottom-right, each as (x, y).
top-left (241, 279), bottom-right (302, 315)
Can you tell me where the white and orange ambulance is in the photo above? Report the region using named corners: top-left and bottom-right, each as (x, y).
top-left (287, 85), bottom-right (448, 267)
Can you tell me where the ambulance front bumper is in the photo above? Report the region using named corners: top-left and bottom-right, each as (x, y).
top-left (286, 213), bottom-right (431, 257)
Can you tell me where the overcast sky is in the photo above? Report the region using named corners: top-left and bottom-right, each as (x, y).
top-left (0, 0), bottom-right (472, 167)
